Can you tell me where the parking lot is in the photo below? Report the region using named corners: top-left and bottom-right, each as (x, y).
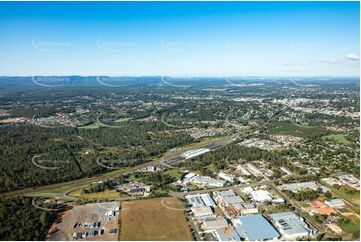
top-left (47, 202), bottom-right (120, 241)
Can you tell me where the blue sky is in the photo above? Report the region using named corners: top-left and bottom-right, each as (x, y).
top-left (0, 1), bottom-right (359, 76)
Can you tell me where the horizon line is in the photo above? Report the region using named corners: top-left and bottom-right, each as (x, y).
top-left (0, 75), bottom-right (359, 78)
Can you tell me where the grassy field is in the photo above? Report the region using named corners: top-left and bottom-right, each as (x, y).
top-left (78, 122), bottom-right (101, 129)
top-left (164, 169), bottom-right (183, 179)
top-left (39, 185), bottom-right (74, 194)
top-left (120, 197), bottom-right (193, 241)
top-left (269, 121), bottom-right (329, 138)
top-left (339, 215), bottom-right (360, 239)
top-left (323, 134), bottom-right (352, 145)
top-left (67, 188), bottom-right (127, 199)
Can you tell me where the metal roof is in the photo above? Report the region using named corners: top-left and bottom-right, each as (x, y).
top-left (235, 214), bottom-right (280, 241)
top-left (223, 195), bottom-right (244, 205)
top-left (203, 217), bottom-right (229, 229)
top-left (326, 199), bottom-right (345, 206)
top-left (218, 190), bottom-right (236, 197)
top-left (185, 193), bottom-right (216, 207)
top-left (214, 227), bottom-right (241, 241)
top-left (268, 212), bottom-right (309, 236)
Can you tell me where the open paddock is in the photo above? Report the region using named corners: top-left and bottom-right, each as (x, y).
top-left (120, 197), bottom-right (193, 241)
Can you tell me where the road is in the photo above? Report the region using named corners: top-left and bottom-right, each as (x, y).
top-left (187, 216), bottom-right (201, 241)
top-left (269, 183), bottom-right (325, 234)
top-left (170, 180), bottom-right (326, 236)
top-left (4, 136), bottom-right (233, 200)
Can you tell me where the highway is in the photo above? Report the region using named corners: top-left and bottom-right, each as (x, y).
top-left (4, 136), bottom-right (233, 199)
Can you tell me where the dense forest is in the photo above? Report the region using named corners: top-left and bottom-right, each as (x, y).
top-left (0, 196), bottom-right (56, 240)
top-left (0, 122), bottom-right (193, 193)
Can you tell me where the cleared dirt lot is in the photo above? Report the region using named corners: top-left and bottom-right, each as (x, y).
top-left (120, 197), bottom-right (193, 241)
top-left (47, 202), bottom-right (120, 241)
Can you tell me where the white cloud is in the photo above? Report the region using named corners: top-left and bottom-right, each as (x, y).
top-left (346, 53), bottom-right (360, 61)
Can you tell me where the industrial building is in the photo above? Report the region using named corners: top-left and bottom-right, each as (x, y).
top-left (179, 172), bottom-right (198, 185)
top-left (183, 148), bottom-right (210, 159)
top-left (190, 175), bottom-right (227, 188)
top-left (117, 181), bottom-right (151, 196)
top-left (191, 206), bottom-right (214, 218)
top-left (233, 214), bottom-right (280, 241)
top-left (213, 190), bottom-right (246, 218)
top-left (185, 193), bottom-right (216, 208)
top-left (237, 165), bottom-right (251, 176)
top-left (268, 212), bottom-right (313, 240)
top-left (239, 203), bottom-right (259, 215)
top-left (214, 190), bottom-right (236, 198)
top-left (218, 171), bottom-right (235, 182)
top-left (245, 163), bottom-right (263, 178)
top-left (202, 217), bottom-right (229, 231)
top-left (212, 226), bottom-right (241, 241)
top-left (222, 196), bottom-right (244, 206)
top-left (279, 181), bottom-right (330, 193)
top-left (325, 199), bottom-right (345, 208)
top-left (249, 190), bottom-right (273, 203)
top-left (242, 187), bottom-right (254, 196)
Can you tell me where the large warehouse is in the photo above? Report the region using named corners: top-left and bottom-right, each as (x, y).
top-left (233, 214), bottom-right (280, 241)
